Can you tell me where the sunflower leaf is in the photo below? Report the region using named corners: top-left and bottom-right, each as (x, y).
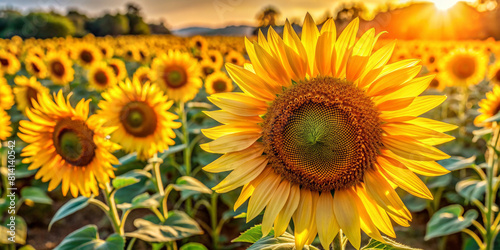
top-left (179, 243), bottom-right (208, 250)
top-left (232, 224), bottom-right (274, 243)
top-left (362, 236), bottom-right (421, 249)
top-left (425, 205), bottom-right (478, 240)
top-left (20, 187), bottom-right (52, 205)
top-left (49, 196), bottom-right (89, 231)
top-left (172, 176), bottom-right (212, 200)
top-left (437, 156), bottom-right (476, 172)
top-left (456, 178), bottom-right (489, 203)
top-left (54, 225), bottom-right (124, 250)
top-left (112, 176), bottom-right (140, 190)
top-left (246, 232), bottom-right (318, 250)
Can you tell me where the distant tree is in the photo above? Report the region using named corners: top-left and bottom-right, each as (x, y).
top-left (126, 3), bottom-right (150, 35)
top-left (256, 6), bottom-right (280, 27)
top-left (66, 9), bottom-right (88, 37)
top-left (86, 13), bottom-right (129, 36)
top-left (0, 10), bottom-right (22, 34)
top-left (1, 12), bottom-right (75, 38)
top-left (334, 3), bottom-right (367, 23)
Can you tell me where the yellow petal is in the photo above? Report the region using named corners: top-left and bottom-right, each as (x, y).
top-left (346, 28), bottom-right (375, 82)
top-left (367, 65), bottom-right (422, 97)
top-left (225, 64), bottom-right (278, 100)
top-left (355, 192), bottom-right (385, 243)
top-left (334, 188), bottom-right (361, 249)
top-left (293, 189), bottom-right (317, 250)
top-left (357, 41), bottom-right (395, 89)
top-left (316, 191), bottom-right (340, 249)
top-left (262, 180), bottom-right (290, 236)
top-left (209, 92), bottom-right (268, 116)
top-left (274, 184), bottom-right (300, 237)
top-left (380, 96), bottom-right (447, 119)
top-left (200, 132), bottom-right (261, 154)
top-left (334, 18), bottom-right (359, 77)
top-left (404, 117), bottom-right (458, 133)
top-left (212, 157), bottom-right (267, 193)
top-left (301, 12), bottom-right (320, 76)
top-left (356, 185), bottom-right (396, 238)
top-left (234, 167), bottom-right (273, 210)
top-left (383, 135), bottom-right (450, 161)
top-left (247, 174), bottom-right (281, 222)
top-left (203, 110), bottom-right (262, 125)
top-left (203, 144), bottom-right (264, 173)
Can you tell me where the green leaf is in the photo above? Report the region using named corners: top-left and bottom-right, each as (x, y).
top-left (54, 225), bottom-right (125, 250)
top-left (426, 174), bottom-right (452, 189)
top-left (172, 176), bottom-right (212, 200)
top-left (362, 236), bottom-right (421, 249)
top-left (117, 192), bottom-right (159, 211)
top-left (49, 196), bottom-right (89, 231)
top-left (247, 232), bottom-right (317, 250)
top-left (438, 156), bottom-right (476, 171)
top-left (425, 205), bottom-right (478, 240)
top-left (19, 245), bottom-right (36, 250)
top-left (112, 176), bottom-right (140, 190)
top-left (456, 178), bottom-right (487, 203)
top-left (0, 216), bottom-right (27, 244)
top-left (126, 210), bottom-right (203, 242)
top-left (159, 144), bottom-right (187, 160)
top-left (233, 225), bottom-right (274, 243)
top-left (180, 243), bottom-right (208, 250)
top-left (20, 187), bottom-right (53, 205)
top-left (402, 194), bottom-right (427, 213)
top-left (118, 152), bottom-right (137, 165)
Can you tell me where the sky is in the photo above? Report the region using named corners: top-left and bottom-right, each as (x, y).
top-left (0, 0), bottom-right (420, 29)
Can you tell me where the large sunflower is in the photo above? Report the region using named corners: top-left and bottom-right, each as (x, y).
top-left (202, 15), bottom-right (455, 250)
top-left (151, 50), bottom-right (202, 102)
top-left (97, 79), bottom-right (181, 160)
top-left (204, 71), bottom-right (233, 94)
top-left (474, 85), bottom-right (500, 128)
top-left (0, 108), bottom-right (12, 141)
top-left (87, 62), bottom-right (117, 91)
top-left (440, 48), bottom-right (488, 87)
top-left (0, 77), bottom-right (15, 110)
top-left (18, 91), bottom-right (120, 197)
top-left (46, 52), bottom-right (75, 86)
top-left (13, 76), bottom-right (50, 113)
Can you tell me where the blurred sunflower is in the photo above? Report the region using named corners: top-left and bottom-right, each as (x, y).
top-left (108, 58), bottom-right (127, 80)
top-left (206, 50), bottom-right (224, 69)
top-left (202, 15), bottom-right (454, 250)
top-left (98, 79), bottom-right (181, 160)
top-left (152, 50), bottom-right (202, 102)
top-left (0, 50), bottom-right (20, 75)
top-left (488, 60), bottom-right (500, 85)
top-left (427, 73), bottom-right (446, 91)
top-left (0, 77), bottom-right (15, 110)
top-left (474, 85), bottom-right (500, 127)
top-left (190, 35), bottom-right (208, 52)
top-left (25, 55), bottom-right (48, 79)
top-left (98, 43), bottom-right (114, 59)
top-left (46, 52), bottom-right (75, 85)
top-left (74, 44), bottom-right (102, 68)
top-left (440, 48), bottom-right (488, 87)
top-left (18, 91), bottom-right (120, 197)
top-left (88, 62), bottom-right (117, 91)
top-left (225, 50), bottom-right (246, 66)
top-left (133, 66), bottom-right (155, 85)
top-left (204, 71), bottom-right (233, 94)
top-left (13, 76), bottom-right (49, 112)
top-left (0, 109), bottom-right (12, 141)
top-left (200, 60), bottom-right (217, 78)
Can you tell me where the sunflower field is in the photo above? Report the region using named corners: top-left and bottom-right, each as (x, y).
top-left (2, 8), bottom-right (500, 250)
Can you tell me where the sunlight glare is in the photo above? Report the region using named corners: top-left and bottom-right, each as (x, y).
top-left (432, 0), bottom-right (462, 11)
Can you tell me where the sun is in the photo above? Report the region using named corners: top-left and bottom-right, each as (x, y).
top-left (430, 0), bottom-right (463, 10)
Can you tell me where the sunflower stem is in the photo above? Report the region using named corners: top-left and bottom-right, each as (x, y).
top-left (484, 124), bottom-right (500, 250)
top-left (458, 85), bottom-right (469, 146)
top-left (210, 192), bottom-right (219, 250)
top-left (330, 230), bottom-right (344, 250)
top-left (103, 183), bottom-right (123, 236)
top-left (150, 153), bottom-right (168, 218)
top-left (178, 101), bottom-right (193, 215)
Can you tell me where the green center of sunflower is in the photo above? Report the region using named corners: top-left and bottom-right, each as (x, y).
top-left (164, 67), bottom-right (187, 88)
top-left (452, 55), bottom-right (476, 79)
top-left (262, 77), bottom-right (382, 191)
top-left (94, 70), bottom-right (109, 85)
top-left (51, 61), bottom-right (66, 77)
top-left (53, 119), bottom-right (96, 166)
top-left (212, 80), bottom-right (227, 93)
top-left (120, 101), bottom-right (157, 137)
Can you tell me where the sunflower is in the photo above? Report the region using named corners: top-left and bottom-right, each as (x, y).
top-left (97, 79), bottom-right (181, 160)
top-left (190, 35), bottom-right (208, 52)
top-left (133, 66), bottom-right (155, 85)
top-left (205, 50), bottom-right (224, 69)
top-left (0, 109), bottom-right (12, 141)
top-left (13, 76), bottom-right (49, 113)
top-left (25, 55), bottom-right (48, 79)
top-left (46, 52), bottom-right (75, 86)
top-left (18, 91), bottom-right (120, 197)
top-left (0, 77), bottom-right (15, 110)
top-left (98, 43), bottom-right (114, 59)
top-left (74, 44), bottom-right (102, 68)
top-left (474, 85), bottom-right (500, 128)
top-left (200, 60), bottom-right (218, 78)
top-left (201, 15), bottom-right (454, 250)
top-left (488, 60), bottom-right (500, 85)
top-left (427, 73), bottom-right (446, 91)
top-left (440, 48), bottom-right (488, 87)
top-left (204, 71), bottom-right (233, 94)
top-left (225, 50), bottom-right (245, 66)
top-left (151, 50), bottom-right (202, 102)
top-left (0, 50), bottom-right (20, 75)
top-left (87, 62), bottom-right (117, 91)
top-left (108, 58), bottom-right (127, 80)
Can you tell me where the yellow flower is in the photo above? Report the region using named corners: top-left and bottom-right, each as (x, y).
top-left (200, 60), bottom-right (217, 78)
top-left (18, 91), bottom-right (120, 197)
top-left (25, 55), bottom-right (48, 79)
top-left (108, 58), bottom-right (127, 80)
top-left (475, 85), bottom-right (500, 127)
top-left (46, 52), bottom-right (75, 86)
top-left (87, 62), bottom-right (117, 91)
top-left (0, 108), bottom-right (12, 141)
top-left (74, 44), bottom-right (102, 68)
top-left (440, 48), bottom-right (488, 87)
top-left (225, 50), bottom-right (245, 66)
top-left (13, 76), bottom-right (49, 113)
top-left (201, 14), bottom-right (455, 250)
top-left (97, 79), bottom-right (181, 160)
top-left (190, 35), bottom-right (208, 52)
top-left (488, 60), bottom-right (500, 85)
top-left (204, 71), bottom-right (233, 94)
top-left (0, 50), bottom-right (20, 75)
top-left (205, 50), bottom-right (224, 69)
top-left (133, 66), bottom-right (155, 85)
top-left (152, 50), bottom-right (202, 102)
top-left (0, 77), bottom-right (14, 110)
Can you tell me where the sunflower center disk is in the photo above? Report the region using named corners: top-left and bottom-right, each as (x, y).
top-left (263, 77), bottom-right (382, 192)
top-left (80, 50), bottom-right (94, 63)
top-left (53, 119), bottom-right (96, 166)
top-left (164, 67), bottom-right (187, 88)
top-left (495, 69), bottom-right (500, 82)
top-left (95, 71), bottom-right (109, 85)
top-left (0, 58), bottom-right (8, 66)
top-left (452, 55), bottom-right (476, 79)
top-left (51, 61), bottom-right (65, 77)
top-left (120, 101), bottom-right (157, 137)
top-left (212, 80), bottom-right (227, 93)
